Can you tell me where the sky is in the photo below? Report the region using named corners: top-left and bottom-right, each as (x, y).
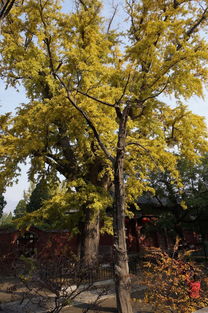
top-left (0, 0), bottom-right (208, 213)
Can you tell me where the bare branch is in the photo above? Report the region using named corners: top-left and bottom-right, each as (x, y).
top-left (187, 7), bottom-right (208, 37)
top-left (44, 156), bottom-right (65, 173)
top-left (67, 96), bottom-right (114, 163)
top-left (43, 37), bottom-right (56, 79)
top-left (55, 61), bottom-right (63, 72)
top-left (126, 0), bottom-right (141, 42)
top-left (154, 194), bottom-right (166, 208)
top-left (128, 79), bottom-right (169, 120)
top-left (116, 73), bottom-right (131, 106)
top-left (175, 5), bottom-right (208, 51)
top-left (173, 0), bottom-right (179, 9)
top-left (127, 141), bottom-right (149, 150)
top-left (0, 0), bottom-right (15, 19)
top-left (139, 78), bottom-right (169, 103)
top-left (107, 3), bottom-right (118, 33)
top-left (114, 73), bottom-right (131, 119)
top-left (76, 0), bottom-right (87, 10)
top-left (31, 149), bottom-right (66, 178)
top-left (76, 89), bottom-right (115, 107)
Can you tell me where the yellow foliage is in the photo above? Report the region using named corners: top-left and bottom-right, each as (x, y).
top-left (143, 246), bottom-right (208, 313)
top-left (0, 0), bottom-right (208, 227)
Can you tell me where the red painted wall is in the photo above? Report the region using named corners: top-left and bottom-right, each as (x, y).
top-left (0, 222), bottom-right (205, 271)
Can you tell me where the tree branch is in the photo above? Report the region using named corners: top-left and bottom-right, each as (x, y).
top-left (116, 73), bottom-right (131, 106)
top-left (44, 37), bottom-right (56, 78)
top-left (55, 123), bottom-right (78, 173)
top-left (187, 7), bottom-right (208, 37)
top-left (39, 0), bottom-right (56, 79)
top-left (115, 73), bottom-right (131, 119)
top-left (126, 0), bottom-right (141, 42)
top-left (127, 79), bottom-right (169, 120)
top-left (0, 0), bottom-right (15, 19)
top-left (149, 56), bottom-right (186, 89)
top-left (55, 75), bottom-right (115, 164)
top-left (76, 0), bottom-right (87, 10)
top-left (107, 4), bottom-right (118, 34)
top-left (144, 5), bottom-right (208, 90)
top-left (76, 89), bottom-right (115, 107)
top-left (139, 79), bottom-right (169, 104)
top-left (44, 155), bottom-right (72, 179)
top-left (177, 6), bottom-right (208, 50)
top-left (127, 141), bottom-right (163, 167)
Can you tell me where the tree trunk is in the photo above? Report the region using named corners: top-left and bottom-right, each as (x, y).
top-left (79, 156), bottom-right (111, 266)
top-left (113, 108), bottom-right (133, 313)
top-left (79, 207), bottom-right (100, 266)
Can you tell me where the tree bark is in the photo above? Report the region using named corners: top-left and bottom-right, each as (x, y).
top-left (79, 156), bottom-right (112, 266)
top-left (113, 107), bottom-right (133, 313)
top-left (79, 207), bottom-right (100, 266)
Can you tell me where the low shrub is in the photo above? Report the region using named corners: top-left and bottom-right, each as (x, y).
top-left (143, 245), bottom-right (208, 313)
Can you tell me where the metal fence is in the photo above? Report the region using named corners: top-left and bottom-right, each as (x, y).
top-left (38, 257), bottom-right (141, 285)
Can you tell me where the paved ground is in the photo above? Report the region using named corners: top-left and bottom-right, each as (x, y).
top-left (0, 277), bottom-right (152, 313)
top-left (0, 290), bottom-right (153, 313)
top-left (0, 277), bottom-right (207, 313)
top-left (0, 295), bottom-right (153, 313)
top-left (2, 295), bottom-right (207, 313)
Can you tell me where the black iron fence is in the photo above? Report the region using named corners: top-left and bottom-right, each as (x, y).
top-left (37, 257), bottom-right (141, 286)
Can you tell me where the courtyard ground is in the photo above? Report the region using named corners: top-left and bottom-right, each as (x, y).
top-left (0, 275), bottom-right (152, 313)
top-left (0, 272), bottom-right (207, 313)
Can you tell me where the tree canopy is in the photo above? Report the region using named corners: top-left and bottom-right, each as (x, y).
top-left (0, 0), bottom-right (208, 209)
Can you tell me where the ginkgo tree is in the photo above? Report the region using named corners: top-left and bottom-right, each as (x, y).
top-left (0, 0), bottom-right (114, 266)
top-left (1, 1), bottom-right (208, 313)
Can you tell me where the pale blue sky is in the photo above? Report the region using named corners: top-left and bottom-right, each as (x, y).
top-left (1, 0), bottom-right (208, 213)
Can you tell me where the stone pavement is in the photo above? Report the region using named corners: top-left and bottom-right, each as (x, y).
top-left (0, 282), bottom-right (152, 313)
top-left (0, 293), bottom-right (152, 313)
top-left (0, 277), bottom-right (207, 313)
top-left (1, 294), bottom-right (208, 313)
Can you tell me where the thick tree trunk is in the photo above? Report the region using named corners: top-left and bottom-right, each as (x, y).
top-left (113, 108), bottom-right (133, 313)
top-left (79, 207), bottom-right (100, 266)
top-left (79, 156), bottom-right (111, 266)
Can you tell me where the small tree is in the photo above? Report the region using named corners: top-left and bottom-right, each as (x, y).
top-left (0, 212), bottom-right (13, 229)
top-left (0, 193), bottom-right (6, 218)
top-left (26, 178), bottom-right (50, 213)
top-left (14, 199), bottom-right (27, 218)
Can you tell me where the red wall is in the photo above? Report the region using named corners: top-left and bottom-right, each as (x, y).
top-left (0, 223), bottom-right (205, 270)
